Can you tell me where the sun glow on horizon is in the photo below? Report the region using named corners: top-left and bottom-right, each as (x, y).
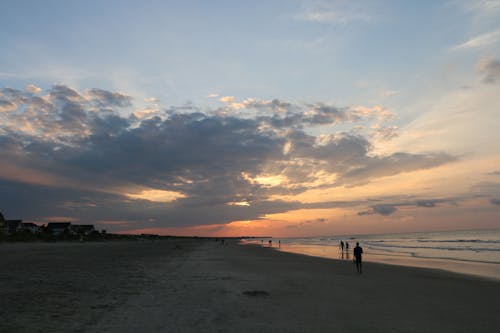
top-left (125, 189), bottom-right (186, 203)
top-left (226, 201), bottom-right (251, 206)
top-left (242, 172), bottom-right (287, 187)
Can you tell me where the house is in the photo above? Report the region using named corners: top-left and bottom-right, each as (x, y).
top-left (47, 222), bottom-right (72, 236)
top-left (21, 222), bottom-right (42, 234)
top-left (0, 212), bottom-right (5, 234)
top-left (70, 224), bottom-right (95, 236)
top-left (5, 220), bottom-right (23, 235)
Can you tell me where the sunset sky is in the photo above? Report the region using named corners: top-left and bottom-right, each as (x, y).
top-left (1, 0), bottom-right (499, 237)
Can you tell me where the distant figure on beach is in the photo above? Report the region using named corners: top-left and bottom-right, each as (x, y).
top-left (340, 240), bottom-right (344, 252)
top-left (353, 242), bottom-right (363, 274)
top-left (261, 240), bottom-right (263, 244)
top-left (345, 242), bottom-right (349, 251)
top-left (269, 240), bottom-right (272, 246)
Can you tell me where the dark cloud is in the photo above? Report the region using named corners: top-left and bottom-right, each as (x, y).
top-left (358, 204), bottom-right (397, 216)
top-left (286, 217), bottom-right (327, 229)
top-left (416, 200), bottom-right (437, 208)
top-left (491, 198), bottom-right (500, 206)
top-left (0, 99), bottom-right (17, 112)
top-left (257, 103), bottom-right (362, 129)
top-left (357, 197), bottom-right (454, 216)
top-left (87, 88), bottom-right (132, 107)
top-left (373, 205), bottom-right (397, 215)
top-left (478, 58), bottom-right (500, 84)
top-left (1, 87), bottom-right (31, 104)
top-left (303, 103), bottom-right (356, 124)
top-left (470, 181), bottom-right (500, 197)
top-left (343, 152), bottom-right (456, 183)
top-left (371, 126), bottom-right (399, 141)
top-left (0, 84), bottom-right (459, 231)
top-left (50, 85), bottom-right (84, 103)
top-left (244, 98), bottom-right (294, 113)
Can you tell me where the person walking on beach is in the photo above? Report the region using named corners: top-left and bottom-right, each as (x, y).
top-left (353, 242), bottom-right (363, 274)
top-left (340, 240), bottom-right (344, 252)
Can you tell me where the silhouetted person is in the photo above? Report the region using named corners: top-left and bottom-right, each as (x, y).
top-left (269, 240), bottom-right (272, 246)
top-left (340, 240), bottom-right (344, 252)
top-left (278, 240), bottom-right (281, 248)
top-left (345, 242), bottom-right (349, 251)
top-left (353, 242), bottom-right (363, 274)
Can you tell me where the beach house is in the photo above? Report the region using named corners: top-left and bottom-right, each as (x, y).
top-left (21, 223), bottom-right (42, 234)
top-left (70, 224), bottom-right (96, 236)
top-left (5, 220), bottom-right (23, 235)
top-left (0, 212), bottom-right (5, 234)
top-left (47, 222), bottom-right (72, 236)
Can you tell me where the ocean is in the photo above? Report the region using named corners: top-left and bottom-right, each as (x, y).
top-left (243, 228), bottom-right (500, 280)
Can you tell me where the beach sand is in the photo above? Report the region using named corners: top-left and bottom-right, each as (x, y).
top-left (1, 239), bottom-right (499, 332)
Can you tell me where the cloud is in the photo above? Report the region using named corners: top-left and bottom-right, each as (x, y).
top-left (416, 200), bottom-right (437, 208)
top-left (132, 108), bottom-right (159, 119)
top-left (358, 204), bottom-right (397, 216)
top-left (0, 84), bottom-right (458, 231)
top-left (451, 0), bottom-right (500, 16)
top-left (50, 85), bottom-right (85, 103)
top-left (380, 90), bottom-right (398, 98)
top-left (86, 88), bottom-right (133, 107)
top-left (470, 181), bottom-right (500, 197)
top-left (342, 152), bottom-right (457, 184)
top-left (453, 29), bottom-right (500, 50)
top-left (357, 197), bottom-right (454, 216)
top-left (293, 1), bottom-right (371, 25)
top-left (295, 11), bottom-right (369, 24)
top-left (219, 96), bottom-right (236, 103)
top-left (0, 99), bottom-right (17, 112)
top-left (373, 204), bottom-right (397, 215)
top-left (477, 57), bottom-right (500, 83)
top-left (26, 84), bottom-right (42, 94)
top-left (371, 126), bottom-right (399, 141)
top-left (286, 217), bottom-right (327, 229)
top-left (125, 189), bottom-right (186, 203)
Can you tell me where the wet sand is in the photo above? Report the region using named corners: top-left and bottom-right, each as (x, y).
top-left (2, 239), bottom-right (499, 332)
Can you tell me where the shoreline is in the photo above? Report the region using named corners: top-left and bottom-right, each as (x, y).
top-left (267, 242), bottom-right (500, 281)
top-left (3, 239), bottom-right (499, 332)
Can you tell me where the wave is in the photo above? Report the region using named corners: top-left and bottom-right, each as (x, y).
top-left (364, 241), bottom-right (500, 252)
top-left (366, 250), bottom-right (500, 265)
top-left (362, 239), bottom-right (500, 244)
top-left (416, 239), bottom-right (500, 244)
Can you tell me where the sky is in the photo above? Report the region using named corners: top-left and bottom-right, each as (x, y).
top-left (1, 0), bottom-right (499, 237)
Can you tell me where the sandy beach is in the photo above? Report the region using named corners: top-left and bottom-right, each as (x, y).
top-left (2, 239), bottom-right (499, 332)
